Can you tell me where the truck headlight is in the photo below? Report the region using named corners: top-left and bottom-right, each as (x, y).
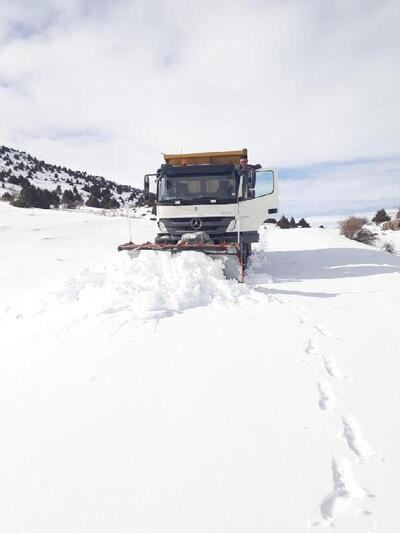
top-left (158, 221), bottom-right (167, 233)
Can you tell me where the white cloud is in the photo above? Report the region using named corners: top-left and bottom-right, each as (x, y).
top-left (280, 156), bottom-right (400, 216)
top-left (0, 0), bottom-right (399, 213)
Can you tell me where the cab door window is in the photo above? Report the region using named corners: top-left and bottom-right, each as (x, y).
top-left (253, 169), bottom-right (274, 197)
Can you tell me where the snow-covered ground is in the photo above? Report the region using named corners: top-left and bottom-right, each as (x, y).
top-left (1, 203), bottom-right (400, 532)
top-left (308, 209), bottom-right (400, 257)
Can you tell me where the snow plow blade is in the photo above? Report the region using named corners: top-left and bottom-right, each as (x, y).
top-left (117, 241), bottom-right (245, 281)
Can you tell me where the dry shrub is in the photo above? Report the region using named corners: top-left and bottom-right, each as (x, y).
top-left (382, 241), bottom-right (396, 254)
top-left (339, 217), bottom-right (368, 239)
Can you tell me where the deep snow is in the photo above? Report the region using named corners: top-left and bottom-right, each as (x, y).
top-left (1, 203), bottom-right (400, 533)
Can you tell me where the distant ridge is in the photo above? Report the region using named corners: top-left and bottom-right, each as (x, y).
top-left (0, 144), bottom-right (142, 209)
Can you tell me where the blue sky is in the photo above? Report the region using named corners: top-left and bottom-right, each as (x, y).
top-left (0, 0), bottom-right (398, 215)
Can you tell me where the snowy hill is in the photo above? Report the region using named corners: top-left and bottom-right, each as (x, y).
top-left (1, 202), bottom-right (400, 532)
top-left (0, 144), bottom-right (142, 209)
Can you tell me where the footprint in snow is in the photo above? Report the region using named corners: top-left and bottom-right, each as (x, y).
top-left (341, 416), bottom-right (375, 463)
top-left (295, 304), bottom-right (311, 323)
top-left (305, 338), bottom-right (318, 355)
top-left (314, 324), bottom-right (334, 338)
top-left (298, 313), bottom-right (309, 326)
top-left (323, 354), bottom-right (344, 379)
top-left (314, 458), bottom-right (368, 526)
top-left (317, 382), bottom-right (336, 411)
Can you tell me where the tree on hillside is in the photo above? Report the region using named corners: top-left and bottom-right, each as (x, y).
top-left (297, 218), bottom-right (311, 228)
top-left (277, 215), bottom-right (290, 229)
top-left (372, 208), bottom-right (390, 224)
top-left (100, 197), bottom-right (120, 209)
top-left (62, 189), bottom-right (76, 208)
top-left (8, 175), bottom-right (25, 186)
top-left (12, 183), bottom-right (38, 208)
top-left (12, 180), bottom-right (60, 209)
top-left (72, 185), bottom-right (83, 204)
top-left (12, 183), bottom-right (58, 209)
top-left (86, 195), bottom-right (100, 208)
top-left (289, 217), bottom-right (296, 228)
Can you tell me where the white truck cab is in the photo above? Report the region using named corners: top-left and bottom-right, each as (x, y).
top-left (144, 149), bottom-right (279, 256)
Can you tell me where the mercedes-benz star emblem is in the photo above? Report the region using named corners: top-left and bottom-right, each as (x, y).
top-left (191, 218), bottom-right (202, 230)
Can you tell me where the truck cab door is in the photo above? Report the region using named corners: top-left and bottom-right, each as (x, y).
top-left (238, 169), bottom-right (279, 232)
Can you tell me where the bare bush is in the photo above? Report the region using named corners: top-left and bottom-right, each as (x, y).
top-left (339, 216), bottom-right (368, 239)
top-left (382, 241), bottom-right (396, 254)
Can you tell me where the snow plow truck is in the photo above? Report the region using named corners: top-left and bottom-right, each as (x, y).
top-left (118, 149), bottom-right (279, 281)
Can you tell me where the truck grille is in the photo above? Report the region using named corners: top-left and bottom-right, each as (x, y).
top-left (160, 217), bottom-right (234, 237)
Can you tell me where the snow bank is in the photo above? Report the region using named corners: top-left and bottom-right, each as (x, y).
top-left (58, 251), bottom-right (248, 321)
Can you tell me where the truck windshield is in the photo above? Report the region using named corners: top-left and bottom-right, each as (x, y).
top-left (158, 175), bottom-right (237, 203)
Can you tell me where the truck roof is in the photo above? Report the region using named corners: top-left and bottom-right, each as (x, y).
top-left (163, 149), bottom-right (247, 166)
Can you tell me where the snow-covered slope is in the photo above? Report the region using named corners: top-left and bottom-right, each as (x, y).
top-left (307, 209), bottom-right (400, 256)
top-left (0, 144), bottom-right (141, 208)
top-left (1, 203), bottom-right (400, 532)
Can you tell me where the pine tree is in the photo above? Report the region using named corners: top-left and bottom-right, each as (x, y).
top-left (372, 209), bottom-right (390, 224)
top-left (12, 183), bottom-right (38, 207)
top-left (86, 195), bottom-right (100, 208)
top-left (12, 183), bottom-right (59, 209)
top-left (72, 185), bottom-right (82, 203)
top-left (277, 215), bottom-right (290, 229)
top-left (297, 218), bottom-right (311, 228)
top-left (100, 194), bottom-right (120, 209)
top-left (50, 191), bottom-right (60, 208)
top-left (37, 189), bottom-right (52, 209)
top-left (62, 189), bottom-right (79, 208)
top-left (289, 217), bottom-right (296, 228)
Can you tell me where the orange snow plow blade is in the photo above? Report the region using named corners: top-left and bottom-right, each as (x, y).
top-left (117, 241), bottom-right (245, 281)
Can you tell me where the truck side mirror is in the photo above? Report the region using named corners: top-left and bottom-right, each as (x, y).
top-left (143, 175), bottom-right (150, 202)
